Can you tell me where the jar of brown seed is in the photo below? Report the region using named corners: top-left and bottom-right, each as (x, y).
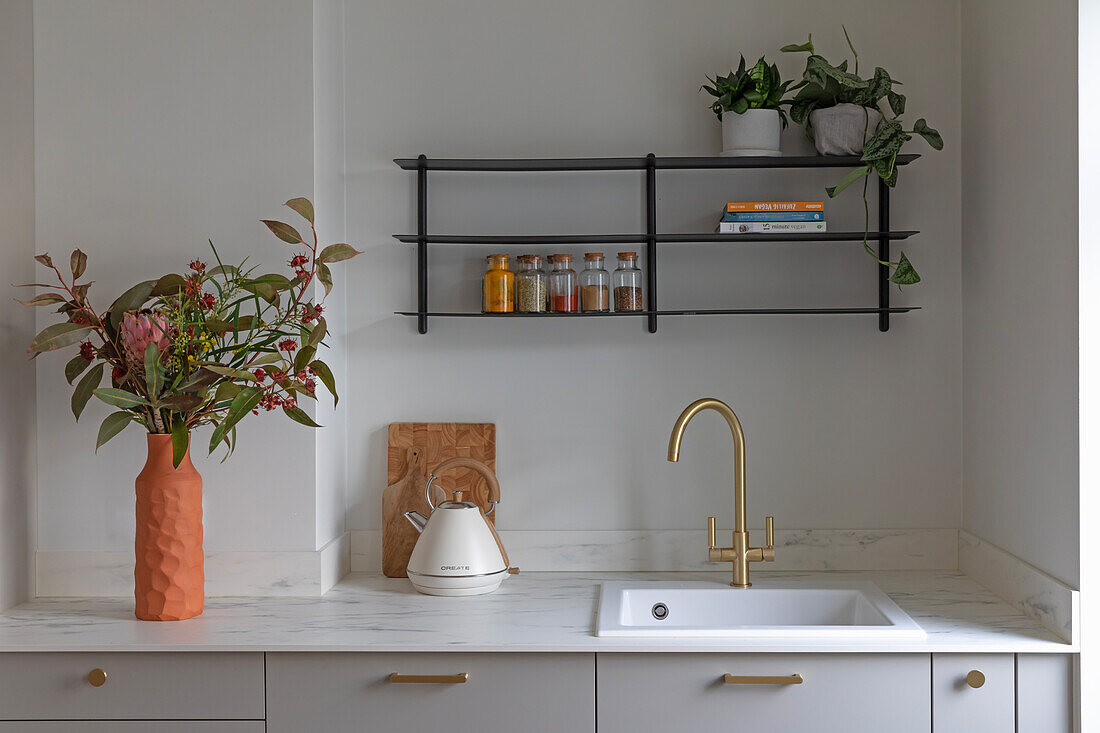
top-left (515, 254), bottom-right (548, 313)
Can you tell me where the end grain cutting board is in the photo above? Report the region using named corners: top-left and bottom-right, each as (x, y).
top-left (382, 422), bottom-right (497, 577)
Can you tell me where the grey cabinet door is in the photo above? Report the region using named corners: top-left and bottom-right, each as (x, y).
top-left (0, 724), bottom-right (264, 732)
top-left (266, 652), bottom-right (595, 733)
top-left (597, 653), bottom-right (931, 733)
top-left (0, 653), bottom-right (265, 721)
top-left (1017, 654), bottom-right (1074, 733)
top-left (932, 654), bottom-right (1014, 732)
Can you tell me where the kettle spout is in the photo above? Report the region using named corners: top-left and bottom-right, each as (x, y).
top-left (404, 511), bottom-right (428, 534)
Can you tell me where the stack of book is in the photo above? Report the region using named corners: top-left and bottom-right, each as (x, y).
top-left (716, 201), bottom-right (826, 234)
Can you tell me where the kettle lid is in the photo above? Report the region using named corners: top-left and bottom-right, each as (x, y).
top-left (437, 489), bottom-right (477, 509)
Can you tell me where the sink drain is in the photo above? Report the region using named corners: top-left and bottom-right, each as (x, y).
top-left (651, 602), bottom-right (669, 620)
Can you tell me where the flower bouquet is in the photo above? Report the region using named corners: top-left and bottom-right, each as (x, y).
top-left (19, 197), bottom-right (359, 619)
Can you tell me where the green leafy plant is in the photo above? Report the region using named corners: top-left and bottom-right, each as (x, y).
top-left (782, 29), bottom-right (943, 285)
top-left (19, 197), bottom-right (360, 467)
top-left (701, 55), bottom-right (793, 126)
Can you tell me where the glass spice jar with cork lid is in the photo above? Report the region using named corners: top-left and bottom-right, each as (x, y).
top-left (548, 254), bottom-right (577, 312)
top-left (515, 254), bottom-right (548, 313)
top-left (613, 251), bottom-right (644, 312)
top-left (482, 253), bottom-right (515, 313)
top-left (579, 252), bottom-right (610, 312)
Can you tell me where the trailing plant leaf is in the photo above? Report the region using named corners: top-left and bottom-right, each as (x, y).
top-left (29, 322), bottom-right (95, 352)
top-left (781, 35), bottom-right (815, 53)
top-left (71, 363), bottom-right (104, 421)
top-left (887, 90), bottom-right (906, 117)
top-left (261, 220), bottom-right (303, 244)
top-left (96, 411), bottom-right (133, 451)
top-left (912, 118), bottom-right (943, 150)
top-left (825, 165), bottom-right (871, 198)
top-left (890, 252), bottom-right (921, 285)
top-left (171, 419), bottom-right (189, 469)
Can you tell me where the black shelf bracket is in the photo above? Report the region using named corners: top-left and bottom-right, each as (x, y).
top-left (417, 154), bottom-right (428, 334)
top-left (646, 153), bottom-right (657, 333)
top-left (878, 177), bottom-right (890, 332)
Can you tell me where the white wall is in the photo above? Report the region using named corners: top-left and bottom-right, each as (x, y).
top-left (32, 0), bottom-right (324, 553)
top-left (0, 0), bottom-right (37, 609)
top-left (342, 0), bottom-right (963, 536)
top-left (960, 0), bottom-right (1079, 586)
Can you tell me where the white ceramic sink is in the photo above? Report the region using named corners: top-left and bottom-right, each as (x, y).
top-left (596, 580), bottom-right (925, 638)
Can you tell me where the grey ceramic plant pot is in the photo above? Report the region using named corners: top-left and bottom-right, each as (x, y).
top-left (720, 108), bottom-right (782, 157)
top-left (809, 103), bottom-right (883, 156)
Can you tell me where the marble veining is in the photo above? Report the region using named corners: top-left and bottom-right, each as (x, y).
top-left (0, 570), bottom-right (1074, 654)
top-left (959, 530), bottom-right (1078, 643)
top-left (351, 528), bottom-right (957, 573)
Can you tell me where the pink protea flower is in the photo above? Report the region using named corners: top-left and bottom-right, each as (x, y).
top-left (120, 311), bottom-right (170, 369)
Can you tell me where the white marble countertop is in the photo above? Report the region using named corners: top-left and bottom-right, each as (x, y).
top-left (0, 571), bottom-right (1075, 654)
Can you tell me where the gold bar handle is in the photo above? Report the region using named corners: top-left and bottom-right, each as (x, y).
top-left (389, 673), bottom-right (469, 684)
top-left (724, 673), bottom-right (803, 685)
top-left (765, 516), bottom-right (774, 548)
top-left (707, 516), bottom-right (717, 549)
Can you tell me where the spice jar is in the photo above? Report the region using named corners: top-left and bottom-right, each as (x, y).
top-left (548, 254), bottom-right (577, 313)
top-left (579, 252), bottom-right (610, 312)
top-left (613, 252), bottom-right (644, 312)
top-left (515, 254), bottom-right (548, 313)
top-left (482, 254), bottom-right (515, 313)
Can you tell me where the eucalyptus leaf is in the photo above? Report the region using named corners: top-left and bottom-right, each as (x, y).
top-left (16, 292), bottom-right (66, 307)
top-left (261, 220), bottom-right (303, 244)
top-left (171, 419), bottom-right (190, 469)
top-left (29, 322), bottom-right (95, 352)
top-left (309, 359), bottom-right (338, 406)
top-left (71, 363), bottom-right (104, 421)
top-left (93, 388), bottom-right (148, 409)
top-left (316, 243), bottom-right (361, 264)
top-left (317, 263), bottom-right (333, 297)
top-left (283, 405), bottom-right (323, 428)
top-left (65, 354), bottom-right (92, 384)
top-left (108, 280), bottom-right (155, 329)
top-left (208, 386), bottom-right (263, 454)
top-left (284, 197), bottom-right (315, 224)
top-left (95, 411), bottom-right (134, 451)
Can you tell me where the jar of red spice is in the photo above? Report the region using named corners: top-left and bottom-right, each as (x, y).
top-left (548, 254), bottom-right (577, 313)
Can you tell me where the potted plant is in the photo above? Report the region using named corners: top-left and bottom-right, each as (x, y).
top-left (19, 198), bottom-right (359, 620)
top-left (701, 55), bottom-right (793, 156)
top-left (781, 29), bottom-right (943, 284)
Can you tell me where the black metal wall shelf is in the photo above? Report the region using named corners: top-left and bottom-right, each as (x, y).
top-left (395, 154), bottom-right (919, 172)
top-left (396, 153), bottom-right (920, 334)
top-left (393, 231), bottom-right (918, 245)
top-left (397, 307), bottom-right (919, 319)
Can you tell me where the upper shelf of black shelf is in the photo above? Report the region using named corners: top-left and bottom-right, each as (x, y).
top-left (393, 154), bottom-right (919, 172)
top-left (393, 231), bottom-right (918, 245)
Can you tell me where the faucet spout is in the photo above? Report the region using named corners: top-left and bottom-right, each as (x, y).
top-left (667, 397), bottom-right (774, 588)
top-left (667, 398), bottom-right (747, 533)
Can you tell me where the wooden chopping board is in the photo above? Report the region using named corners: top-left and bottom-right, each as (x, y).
top-left (382, 422), bottom-right (497, 577)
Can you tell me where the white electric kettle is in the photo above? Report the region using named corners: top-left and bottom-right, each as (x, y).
top-left (404, 457), bottom-right (512, 596)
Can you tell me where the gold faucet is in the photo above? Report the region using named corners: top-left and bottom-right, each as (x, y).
top-left (667, 397), bottom-right (775, 588)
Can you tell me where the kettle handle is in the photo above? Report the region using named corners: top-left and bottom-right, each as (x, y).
top-left (424, 456), bottom-right (501, 514)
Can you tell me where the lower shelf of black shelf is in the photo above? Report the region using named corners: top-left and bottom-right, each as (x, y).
top-left (396, 307), bottom-right (918, 318)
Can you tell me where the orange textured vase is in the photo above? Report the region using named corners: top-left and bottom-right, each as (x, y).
top-left (134, 433), bottom-right (204, 621)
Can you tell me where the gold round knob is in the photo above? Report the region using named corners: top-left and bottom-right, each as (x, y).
top-left (87, 668), bottom-right (107, 687)
top-left (966, 669), bottom-right (985, 689)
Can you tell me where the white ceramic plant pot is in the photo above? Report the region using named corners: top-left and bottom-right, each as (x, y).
top-left (720, 109), bottom-right (782, 157)
top-left (809, 103), bottom-right (883, 156)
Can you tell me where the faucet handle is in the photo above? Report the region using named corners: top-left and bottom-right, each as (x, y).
top-left (707, 516), bottom-right (717, 549)
top-left (764, 516), bottom-right (774, 549)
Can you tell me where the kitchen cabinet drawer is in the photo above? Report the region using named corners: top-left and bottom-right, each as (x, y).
top-left (932, 654), bottom-right (1014, 732)
top-left (597, 653), bottom-right (931, 733)
top-left (266, 652), bottom-right (594, 733)
top-left (0, 653), bottom-right (264, 721)
top-left (0, 724), bottom-right (264, 732)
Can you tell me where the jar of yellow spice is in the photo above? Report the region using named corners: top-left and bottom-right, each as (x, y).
top-left (482, 254), bottom-right (515, 313)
